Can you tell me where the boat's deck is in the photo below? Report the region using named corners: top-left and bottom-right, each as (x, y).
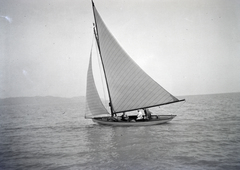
top-left (92, 115), bottom-right (176, 126)
top-left (94, 115), bottom-right (175, 122)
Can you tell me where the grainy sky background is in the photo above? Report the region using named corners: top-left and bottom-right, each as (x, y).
top-left (0, 0), bottom-right (240, 98)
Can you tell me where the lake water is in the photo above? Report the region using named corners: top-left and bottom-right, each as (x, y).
top-left (0, 93), bottom-right (240, 170)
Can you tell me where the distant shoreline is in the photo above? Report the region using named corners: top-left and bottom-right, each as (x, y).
top-left (0, 96), bottom-right (85, 106)
top-left (1, 92), bottom-right (240, 106)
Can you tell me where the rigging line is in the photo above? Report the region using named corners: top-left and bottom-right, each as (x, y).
top-left (172, 99), bottom-right (186, 115)
top-left (90, 32), bottom-right (94, 54)
top-left (92, 2), bottom-right (114, 116)
top-left (94, 37), bottom-right (108, 108)
top-left (89, 26), bottom-right (96, 57)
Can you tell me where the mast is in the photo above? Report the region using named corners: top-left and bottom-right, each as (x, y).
top-left (91, 0), bottom-right (115, 116)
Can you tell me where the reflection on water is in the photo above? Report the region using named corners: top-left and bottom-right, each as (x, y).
top-left (0, 93), bottom-right (240, 169)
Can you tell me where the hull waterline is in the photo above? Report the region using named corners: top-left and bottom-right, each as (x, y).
top-left (92, 115), bottom-right (176, 126)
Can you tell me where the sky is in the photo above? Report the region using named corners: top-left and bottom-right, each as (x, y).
top-left (0, 0), bottom-right (240, 98)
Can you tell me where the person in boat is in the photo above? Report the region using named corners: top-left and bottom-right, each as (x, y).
top-left (144, 108), bottom-right (152, 120)
top-left (121, 112), bottom-right (129, 121)
top-left (137, 109), bottom-right (144, 120)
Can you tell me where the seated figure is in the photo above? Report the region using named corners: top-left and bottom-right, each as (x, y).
top-left (136, 110), bottom-right (144, 120)
top-left (121, 112), bottom-right (129, 121)
top-left (144, 108), bottom-right (152, 120)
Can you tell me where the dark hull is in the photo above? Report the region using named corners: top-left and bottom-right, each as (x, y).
top-left (92, 115), bottom-right (176, 126)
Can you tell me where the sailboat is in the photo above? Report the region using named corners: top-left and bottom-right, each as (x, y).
top-left (85, 1), bottom-right (185, 126)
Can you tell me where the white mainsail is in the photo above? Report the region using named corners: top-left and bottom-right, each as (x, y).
top-left (92, 2), bottom-right (181, 114)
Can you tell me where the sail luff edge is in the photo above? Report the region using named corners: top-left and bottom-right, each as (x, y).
top-left (91, 2), bottom-right (115, 116)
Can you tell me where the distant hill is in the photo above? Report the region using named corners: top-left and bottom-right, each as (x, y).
top-left (0, 96), bottom-right (86, 106)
